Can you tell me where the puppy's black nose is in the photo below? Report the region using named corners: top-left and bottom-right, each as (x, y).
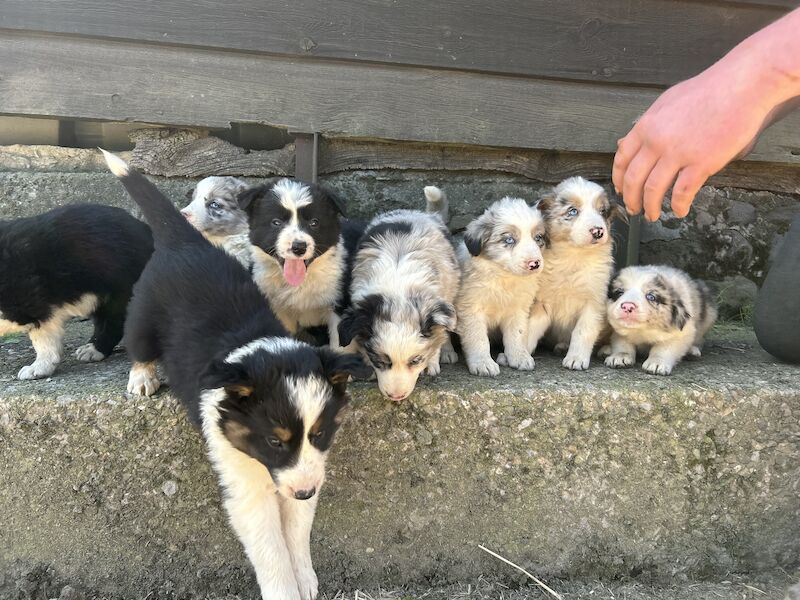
top-left (590, 227), bottom-right (605, 240)
top-left (294, 487), bottom-right (316, 500)
top-left (291, 241), bottom-right (307, 256)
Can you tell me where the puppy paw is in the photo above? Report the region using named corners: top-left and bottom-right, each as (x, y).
top-left (294, 566), bottom-right (319, 600)
top-left (504, 352), bottom-right (535, 371)
top-left (75, 343), bottom-right (106, 362)
top-left (605, 353), bottom-right (635, 369)
top-left (562, 352), bottom-right (590, 371)
top-left (425, 360), bottom-right (441, 376)
top-left (642, 357), bottom-right (674, 376)
top-left (686, 345), bottom-right (702, 360)
top-left (467, 358), bottom-right (501, 377)
top-left (18, 361), bottom-right (57, 380)
top-left (496, 353), bottom-right (509, 367)
top-left (439, 347), bottom-right (459, 364)
top-left (127, 365), bottom-right (160, 396)
top-left (596, 344), bottom-right (612, 359)
top-left (553, 342), bottom-right (569, 356)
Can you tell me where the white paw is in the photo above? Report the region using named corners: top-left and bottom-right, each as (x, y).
top-left (127, 367), bottom-right (160, 396)
top-left (687, 345), bottom-right (702, 359)
top-left (553, 342), bottom-right (569, 356)
top-left (642, 357), bottom-right (674, 376)
top-left (596, 344), bottom-right (612, 359)
top-left (425, 360), bottom-right (441, 376)
top-left (439, 347), bottom-right (459, 364)
top-left (503, 352), bottom-right (535, 371)
top-left (294, 566), bottom-right (319, 600)
top-left (562, 352), bottom-right (590, 371)
top-left (18, 361), bottom-right (57, 380)
top-left (75, 343), bottom-right (106, 362)
top-left (468, 358), bottom-right (501, 377)
top-left (605, 353), bottom-right (635, 369)
top-left (262, 582), bottom-right (301, 600)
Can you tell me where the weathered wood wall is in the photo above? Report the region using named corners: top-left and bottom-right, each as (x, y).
top-left (0, 0), bottom-right (798, 167)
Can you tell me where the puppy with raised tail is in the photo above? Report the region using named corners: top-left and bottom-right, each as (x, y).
top-left (337, 187), bottom-right (459, 402)
top-left (456, 196), bottom-right (546, 376)
top-left (605, 265), bottom-right (717, 375)
top-left (518, 177), bottom-right (625, 370)
top-left (238, 180), bottom-right (362, 347)
top-left (180, 176), bottom-right (253, 268)
top-left (101, 150), bottom-right (369, 600)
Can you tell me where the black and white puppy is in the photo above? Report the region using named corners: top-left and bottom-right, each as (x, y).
top-left (0, 205), bottom-right (152, 379)
top-left (605, 265), bottom-right (717, 375)
top-left (521, 177), bottom-right (625, 370)
top-left (338, 192), bottom-right (459, 402)
top-left (455, 195), bottom-right (547, 377)
top-left (101, 151), bottom-right (369, 600)
top-left (181, 175), bottom-right (253, 268)
top-left (239, 179), bottom-right (359, 347)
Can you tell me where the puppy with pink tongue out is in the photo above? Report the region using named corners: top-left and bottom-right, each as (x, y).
top-left (240, 179), bottom-right (362, 348)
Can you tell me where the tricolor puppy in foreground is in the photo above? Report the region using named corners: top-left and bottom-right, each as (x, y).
top-left (101, 150), bottom-right (369, 600)
top-left (0, 204), bottom-right (152, 379)
top-left (338, 187), bottom-right (459, 401)
top-left (605, 265), bottom-right (717, 375)
top-left (455, 195), bottom-right (547, 376)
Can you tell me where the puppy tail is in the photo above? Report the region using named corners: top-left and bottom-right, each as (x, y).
top-left (100, 149), bottom-right (205, 249)
top-left (424, 185), bottom-right (449, 224)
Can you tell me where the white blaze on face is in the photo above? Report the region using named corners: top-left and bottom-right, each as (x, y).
top-left (272, 179), bottom-right (315, 287)
top-left (370, 319), bottom-right (429, 401)
top-left (275, 375), bottom-right (330, 499)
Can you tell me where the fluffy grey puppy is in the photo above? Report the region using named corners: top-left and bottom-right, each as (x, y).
top-left (605, 265), bottom-right (718, 375)
top-left (181, 176), bottom-right (252, 268)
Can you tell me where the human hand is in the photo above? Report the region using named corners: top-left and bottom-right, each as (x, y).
top-left (612, 63), bottom-right (774, 222)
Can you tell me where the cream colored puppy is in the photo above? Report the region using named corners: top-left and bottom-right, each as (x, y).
top-left (605, 265), bottom-right (717, 375)
top-left (513, 177), bottom-right (625, 370)
top-left (455, 196), bottom-right (547, 376)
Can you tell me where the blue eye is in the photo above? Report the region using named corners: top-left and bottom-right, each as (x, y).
top-left (534, 234), bottom-right (544, 244)
top-left (645, 292), bottom-right (657, 302)
top-left (504, 236), bottom-right (516, 245)
top-left (267, 436), bottom-right (283, 449)
top-left (567, 207), bottom-right (579, 217)
top-left (208, 201), bottom-right (222, 210)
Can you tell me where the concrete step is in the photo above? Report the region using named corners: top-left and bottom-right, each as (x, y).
top-left (1, 322), bottom-right (798, 600)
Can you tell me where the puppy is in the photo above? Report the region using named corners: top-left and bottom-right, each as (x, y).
top-left (239, 179), bottom-right (360, 347)
top-left (181, 175), bottom-right (253, 268)
top-left (337, 191), bottom-right (459, 401)
top-left (519, 177), bottom-right (625, 370)
top-left (101, 151), bottom-right (369, 600)
top-left (0, 205), bottom-right (152, 379)
top-left (605, 265), bottom-right (717, 375)
top-left (455, 195), bottom-right (546, 376)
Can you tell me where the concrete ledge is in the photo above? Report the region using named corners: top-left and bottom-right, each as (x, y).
top-left (1, 323), bottom-right (799, 599)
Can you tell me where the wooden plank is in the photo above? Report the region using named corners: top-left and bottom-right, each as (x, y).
top-left (0, 0), bottom-right (790, 87)
top-left (1, 32), bottom-right (798, 164)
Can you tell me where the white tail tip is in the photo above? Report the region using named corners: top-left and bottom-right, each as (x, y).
top-left (99, 148), bottom-right (130, 177)
top-left (423, 185), bottom-right (443, 203)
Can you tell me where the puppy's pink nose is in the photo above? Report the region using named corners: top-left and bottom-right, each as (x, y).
top-left (526, 259), bottom-right (541, 271)
top-left (180, 209), bottom-right (193, 222)
top-left (620, 302), bottom-right (637, 314)
top-left (590, 226), bottom-right (605, 240)
top-left (386, 392), bottom-right (407, 402)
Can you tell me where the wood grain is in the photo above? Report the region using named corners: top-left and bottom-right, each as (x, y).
top-left (2, 32), bottom-right (799, 164)
top-left (0, 0), bottom-right (790, 86)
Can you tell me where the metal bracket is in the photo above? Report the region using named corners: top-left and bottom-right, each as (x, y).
top-left (291, 131), bottom-right (319, 182)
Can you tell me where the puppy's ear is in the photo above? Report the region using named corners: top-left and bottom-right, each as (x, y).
top-left (321, 185), bottom-right (348, 217)
top-left (536, 191), bottom-right (556, 215)
top-left (670, 298), bottom-right (691, 331)
top-left (421, 300), bottom-right (457, 336)
top-left (464, 212), bottom-right (492, 256)
top-left (185, 187), bottom-right (195, 200)
top-left (199, 358), bottom-right (253, 398)
top-left (317, 348), bottom-right (372, 393)
top-left (337, 295), bottom-right (384, 347)
top-left (237, 184), bottom-right (269, 214)
top-left (609, 202), bottom-right (629, 224)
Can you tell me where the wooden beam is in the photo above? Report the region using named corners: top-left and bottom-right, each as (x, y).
top-left (0, 0), bottom-right (790, 87)
top-left (1, 32), bottom-right (799, 164)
